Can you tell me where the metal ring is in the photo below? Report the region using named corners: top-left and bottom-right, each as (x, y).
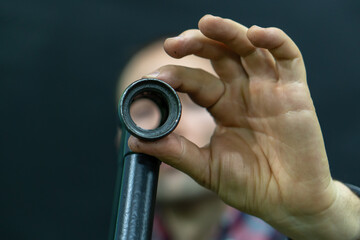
top-left (118, 78), bottom-right (181, 140)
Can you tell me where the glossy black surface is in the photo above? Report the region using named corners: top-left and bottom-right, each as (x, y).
top-left (113, 152), bottom-right (160, 240)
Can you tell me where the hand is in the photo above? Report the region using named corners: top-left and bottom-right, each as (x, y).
top-left (128, 15), bottom-right (360, 239)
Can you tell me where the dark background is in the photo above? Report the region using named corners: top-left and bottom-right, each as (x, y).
top-left (1, 0), bottom-right (359, 239)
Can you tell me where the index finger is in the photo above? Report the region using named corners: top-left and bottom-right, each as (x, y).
top-left (144, 65), bottom-right (247, 126)
top-left (144, 65), bottom-right (225, 109)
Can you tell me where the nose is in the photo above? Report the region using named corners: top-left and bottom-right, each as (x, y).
top-left (173, 106), bottom-right (199, 145)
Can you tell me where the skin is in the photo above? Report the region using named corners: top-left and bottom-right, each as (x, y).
top-left (128, 15), bottom-right (360, 239)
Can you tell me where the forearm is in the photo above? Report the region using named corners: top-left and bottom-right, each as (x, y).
top-left (285, 181), bottom-right (360, 240)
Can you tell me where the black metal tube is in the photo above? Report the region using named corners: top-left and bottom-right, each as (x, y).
top-left (114, 152), bottom-right (160, 240)
top-left (108, 130), bottom-right (129, 240)
top-left (109, 78), bottom-right (181, 240)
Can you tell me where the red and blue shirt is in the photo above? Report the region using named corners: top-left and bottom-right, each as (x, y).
top-left (152, 206), bottom-right (286, 240)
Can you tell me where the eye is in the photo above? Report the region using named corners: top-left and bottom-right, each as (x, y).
top-left (130, 98), bottom-right (161, 130)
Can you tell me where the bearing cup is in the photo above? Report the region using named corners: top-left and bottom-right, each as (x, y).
top-left (118, 78), bottom-right (181, 140)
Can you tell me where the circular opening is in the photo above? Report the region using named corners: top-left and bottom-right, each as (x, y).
top-left (130, 98), bottom-right (162, 130)
top-left (119, 78), bottom-right (181, 140)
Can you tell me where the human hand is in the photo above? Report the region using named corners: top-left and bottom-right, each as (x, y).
top-left (128, 15), bottom-right (360, 239)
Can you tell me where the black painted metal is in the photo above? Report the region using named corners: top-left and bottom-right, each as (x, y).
top-left (108, 130), bottom-right (129, 240)
top-left (119, 78), bottom-right (181, 140)
top-left (110, 78), bottom-right (181, 240)
top-left (114, 152), bottom-right (160, 240)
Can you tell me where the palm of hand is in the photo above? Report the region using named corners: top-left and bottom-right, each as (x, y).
top-left (129, 15), bottom-right (335, 225)
top-left (209, 71), bottom-right (332, 221)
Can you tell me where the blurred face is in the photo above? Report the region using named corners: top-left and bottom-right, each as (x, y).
top-left (117, 40), bottom-right (216, 202)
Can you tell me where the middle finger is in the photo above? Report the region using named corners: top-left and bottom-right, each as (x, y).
top-left (164, 29), bottom-right (246, 82)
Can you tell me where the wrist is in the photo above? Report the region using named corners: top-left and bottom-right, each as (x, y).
top-left (285, 180), bottom-right (360, 240)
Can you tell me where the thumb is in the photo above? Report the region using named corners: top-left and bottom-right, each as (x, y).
top-left (128, 133), bottom-right (210, 187)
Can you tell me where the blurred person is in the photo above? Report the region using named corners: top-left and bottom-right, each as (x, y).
top-left (116, 15), bottom-right (360, 240)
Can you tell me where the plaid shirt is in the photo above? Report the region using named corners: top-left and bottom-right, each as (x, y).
top-left (152, 206), bottom-right (287, 240)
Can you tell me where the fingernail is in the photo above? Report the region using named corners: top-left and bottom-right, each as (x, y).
top-left (205, 14), bottom-right (219, 18)
top-left (144, 71), bottom-right (160, 78)
top-left (170, 34), bottom-right (183, 40)
top-left (252, 25), bottom-right (263, 29)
